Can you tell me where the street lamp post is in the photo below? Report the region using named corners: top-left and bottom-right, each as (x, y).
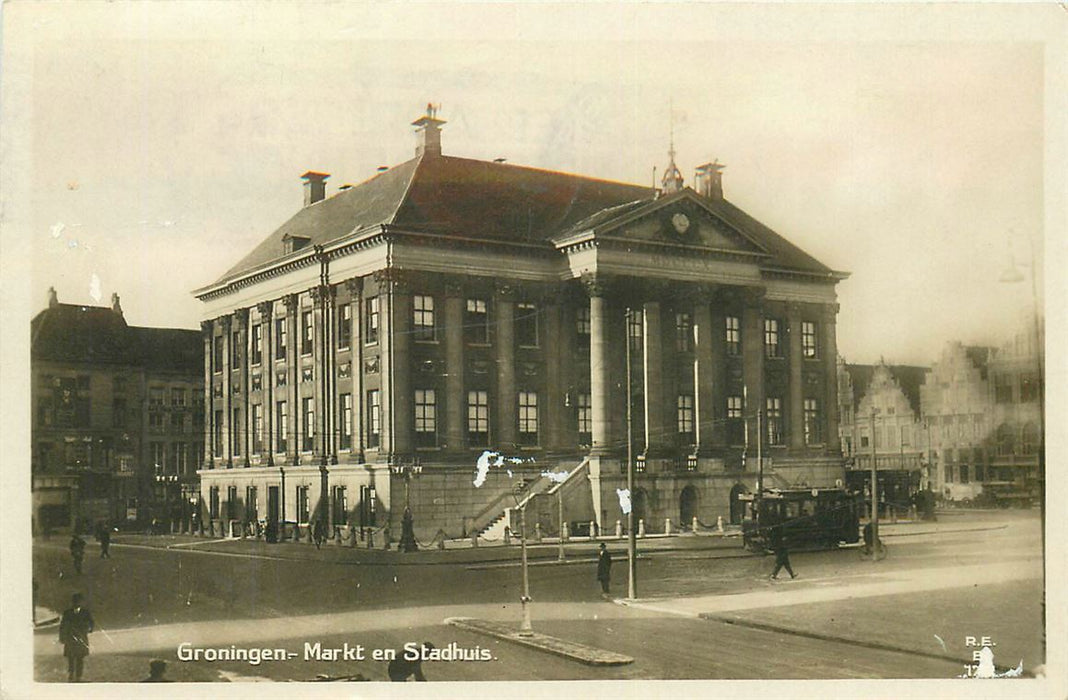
top-left (512, 482), bottom-right (534, 636)
top-left (869, 408), bottom-right (881, 562)
top-left (625, 309), bottom-right (637, 600)
top-left (393, 463), bottom-right (422, 553)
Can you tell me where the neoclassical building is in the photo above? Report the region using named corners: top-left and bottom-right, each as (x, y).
top-left (193, 107), bottom-right (848, 542)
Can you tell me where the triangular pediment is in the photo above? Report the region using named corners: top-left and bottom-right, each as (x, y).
top-left (578, 189), bottom-right (768, 255)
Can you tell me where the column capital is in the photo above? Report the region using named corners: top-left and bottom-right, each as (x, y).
top-left (283, 293), bottom-right (300, 314)
top-left (310, 284), bottom-right (335, 305)
top-left (218, 315), bottom-right (232, 331)
top-left (741, 286), bottom-right (767, 309)
top-left (786, 301), bottom-right (805, 320)
top-left (344, 276), bottom-right (363, 297)
top-left (579, 272), bottom-right (614, 297)
top-left (494, 280), bottom-right (520, 301)
top-left (444, 278), bottom-right (465, 299)
top-left (677, 282), bottom-right (720, 305)
top-left (256, 301), bottom-right (273, 320)
top-left (373, 268), bottom-right (414, 293)
top-left (641, 278), bottom-right (674, 301)
top-left (234, 307), bottom-right (249, 327)
top-left (200, 320), bottom-right (214, 336)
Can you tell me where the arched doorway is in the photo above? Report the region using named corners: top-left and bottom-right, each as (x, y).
top-left (679, 486), bottom-right (698, 529)
top-left (729, 483), bottom-right (750, 525)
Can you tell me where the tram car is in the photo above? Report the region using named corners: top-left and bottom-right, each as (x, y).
top-left (740, 487), bottom-right (862, 552)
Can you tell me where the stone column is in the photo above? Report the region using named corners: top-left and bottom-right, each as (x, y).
top-left (346, 278), bottom-right (365, 463)
top-left (284, 294), bottom-right (300, 465)
top-left (822, 303), bottom-right (842, 452)
top-left (258, 301), bottom-right (274, 465)
top-left (376, 269), bottom-right (413, 460)
top-left (642, 299), bottom-right (667, 457)
top-left (220, 315), bottom-right (232, 467)
top-left (443, 280), bottom-right (465, 452)
top-left (741, 289), bottom-right (766, 440)
top-left (692, 287), bottom-right (716, 455)
top-left (235, 308), bottom-right (250, 467)
top-left (201, 320), bottom-right (214, 467)
top-left (495, 282), bottom-right (517, 448)
top-left (543, 296), bottom-right (565, 452)
top-left (311, 285), bottom-right (328, 464)
top-left (787, 303), bottom-right (805, 450)
top-left (585, 276), bottom-right (613, 455)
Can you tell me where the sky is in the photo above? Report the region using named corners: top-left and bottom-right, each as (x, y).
top-left (6, 2), bottom-right (1065, 366)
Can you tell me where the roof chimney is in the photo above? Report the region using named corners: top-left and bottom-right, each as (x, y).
top-left (301, 171), bottom-right (330, 207)
top-left (694, 160), bottom-right (725, 200)
top-left (412, 103), bottom-right (446, 157)
top-left (111, 292), bottom-right (123, 317)
top-left (48, 286), bottom-right (58, 308)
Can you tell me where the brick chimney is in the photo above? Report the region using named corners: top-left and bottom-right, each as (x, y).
top-left (48, 286), bottom-right (58, 308)
top-left (301, 171), bottom-right (330, 207)
top-left (694, 160), bottom-right (725, 200)
top-left (111, 292), bottom-right (123, 318)
top-left (412, 103), bottom-right (446, 157)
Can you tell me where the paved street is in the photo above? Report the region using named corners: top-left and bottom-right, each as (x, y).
top-left (30, 509), bottom-right (1043, 682)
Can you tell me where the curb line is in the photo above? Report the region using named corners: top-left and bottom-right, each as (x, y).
top-left (444, 617), bottom-right (633, 666)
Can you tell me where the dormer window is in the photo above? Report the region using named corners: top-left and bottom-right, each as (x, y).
top-left (283, 234), bottom-right (312, 255)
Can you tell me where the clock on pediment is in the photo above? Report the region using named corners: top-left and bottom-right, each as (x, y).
top-left (661, 205), bottom-right (697, 241)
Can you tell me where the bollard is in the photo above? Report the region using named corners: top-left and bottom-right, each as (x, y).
top-left (716, 515), bottom-right (724, 533)
top-left (562, 521), bottom-right (570, 542)
top-left (471, 531), bottom-right (479, 548)
top-left (504, 526), bottom-right (512, 546)
top-left (534, 523), bottom-right (542, 543)
top-left (589, 521), bottom-right (596, 541)
top-left (665, 518), bottom-right (673, 535)
top-left (638, 519), bottom-right (646, 537)
top-left (367, 530), bottom-right (375, 549)
top-left (615, 520), bottom-right (622, 538)
top-left (692, 516), bottom-right (699, 532)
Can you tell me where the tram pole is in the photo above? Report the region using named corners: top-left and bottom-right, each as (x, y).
top-left (625, 308), bottom-right (637, 600)
top-left (870, 408), bottom-right (880, 562)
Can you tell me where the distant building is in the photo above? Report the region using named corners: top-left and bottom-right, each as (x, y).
top-left (193, 106), bottom-right (849, 543)
top-left (921, 316), bottom-right (1043, 505)
top-left (919, 342), bottom-right (995, 500)
top-left (31, 288), bottom-right (203, 532)
top-left (838, 359), bottom-right (930, 515)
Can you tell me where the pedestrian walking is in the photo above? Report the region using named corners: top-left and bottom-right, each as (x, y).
top-left (596, 542), bottom-right (612, 596)
top-left (768, 524), bottom-right (796, 580)
top-left (141, 659), bottom-right (172, 682)
top-left (313, 519), bottom-right (325, 550)
top-left (59, 593), bottom-right (94, 682)
top-left (69, 533), bottom-right (86, 574)
top-left (96, 524), bottom-right (111, 559)
top-left (388, 642), bottom-right (434, 681)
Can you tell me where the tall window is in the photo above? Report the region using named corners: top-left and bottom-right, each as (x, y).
top-left (150, 387), bottom-right (165, 406)
top-left (231, 330), bottom-right (241, 368)
top-left (112, 398), bottom-right (127, 428)
top-left (675, 313), bottom-right (693, 352)
top-left (803, 398), bottom-right (822, 445)
top-left (232, 408), bottom-right (242, 456)
top-left (213, 410), bottom-right (223, 454)
top-left (995, 374), bottom-right (1013, 403)
top-left (725, 316), bottom-right (741, 356)
top-left (367, 390), bottom-right (381, 448)
top-left (900, 424), bottom-right (910, 447)
top-left (764, 319), bottom-right (781, 358)
top-left (174, 443), bottom-right (187, 474)
top-left (339, 393), bottom-right (352, 450)
top-left (766, 397), bottom-right (783, 445)
top-left (802, 321), bottom-right (818, 358)
top-left (275, 318), bottom-right (287, 360)
top-left (213, 336), bottom-right (223, 371)
top-left (516, 303), bottom-right (539, 347)
top-left (301, 311), bottom-right (313, 355)
top-left (227, 486), bottom-right (238, 520)
top-left (518, 392), bottom-right (538, 446)
top-left (413, 295), bottom-right (436, 341)
top-left (727, 395), bottom-right (744, 445)
top-left (467, 390), bottom-right (489, 446)
top-left (251, 324), bottom-right (263, 364)
top-left (246, 486), bottom-right (258, 522)
top-left (209, 486), bottom-right (220, 519)
top-left (151, 442), bottom-right (165, 472)
top-left (627, 310), bottom-right (643, 351)
top-left (414, 389), bottom-right (437, 447)
top-left (276, 401), bottom-right (288, 453)
top-left (296, 486), bottom-right (309, 523)
top-left (576, 307), bottom-right (591, 338)
top-left (252, 404), bottom-right (263, 453)
top-left (677, 395), bottom-right (695, 441)
top-left (301, 398), bottom-right (314, 452)
top-left (338, 304), bottom-right (351, 349)
top-left (365, 297), bottom-right (379, 344)
top-left (171, 388), bottom-right (187, 406)
top-left (333, 485), bottom-right (348, 525)
top-left (577, 393), bottom-right (592, 445)
top-left (465, 299), bottom-right (489, 344)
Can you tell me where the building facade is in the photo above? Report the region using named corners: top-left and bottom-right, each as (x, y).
top-left (838, 360), bottom-right (929, 514)
top-left (31, 289), bottom-right (203, 533)
top-left (193, 108), bottom-right (848, 542)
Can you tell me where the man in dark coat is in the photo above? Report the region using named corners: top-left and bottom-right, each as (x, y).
top-left (97, 523), bottom-right (111, 559)
top-left (596, 543), bottom-right (612, 596)
top-left (769, 524), bottom-right (797, 580)
top-left (69, 534), bottom-right (86, 574)
top-left (59, 593), bottom-right (94, 682)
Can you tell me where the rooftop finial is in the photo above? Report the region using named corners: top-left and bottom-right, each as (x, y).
top-left (661, 100), bottom-right (684, 194)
